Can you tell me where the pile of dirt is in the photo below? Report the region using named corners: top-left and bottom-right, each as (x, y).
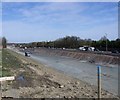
top-left (33, 48), bottom-right (118, 66)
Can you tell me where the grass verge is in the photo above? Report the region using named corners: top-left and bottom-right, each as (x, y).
top-left (1, 49), bottom-right (23, 77)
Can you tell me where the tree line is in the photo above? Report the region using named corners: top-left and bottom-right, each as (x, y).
top-left (15, 36), bottom-right (120, 52)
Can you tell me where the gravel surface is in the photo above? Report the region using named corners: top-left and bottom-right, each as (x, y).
top-left (1, 50), bottom-right (119, 99)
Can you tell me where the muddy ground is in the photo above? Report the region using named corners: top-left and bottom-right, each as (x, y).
top-left (1, 49), bottom-right (119, 99)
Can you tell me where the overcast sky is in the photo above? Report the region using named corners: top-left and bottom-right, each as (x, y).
top-left (2, 2), bottom-right (118, 43)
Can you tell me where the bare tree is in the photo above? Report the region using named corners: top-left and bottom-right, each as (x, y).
top-left (2, 37), bottom-right (7, 48)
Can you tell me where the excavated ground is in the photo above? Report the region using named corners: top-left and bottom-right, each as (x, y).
top-left (1, 49), bottom-right (119, 99)
top-left (32, 48), bottom-right (119, 66)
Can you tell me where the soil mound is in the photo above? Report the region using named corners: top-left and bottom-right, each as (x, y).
top-left (33, 48), bottom-right (119, 66)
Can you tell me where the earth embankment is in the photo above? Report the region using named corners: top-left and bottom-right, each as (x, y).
top-left (31, 48), bottom-right (119, 66)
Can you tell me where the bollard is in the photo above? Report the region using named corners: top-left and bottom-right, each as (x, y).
top-left (97, 66), bottom-right (101, 100)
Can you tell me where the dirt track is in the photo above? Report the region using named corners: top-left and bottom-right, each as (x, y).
top-left (1, 50), bottom-right (119, 99)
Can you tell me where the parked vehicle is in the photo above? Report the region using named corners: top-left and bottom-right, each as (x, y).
top-left (111, 50), bottom-right (119, 54)
top-left (25, 52), bottom-right (30, 57)
top-left (88, 47), bottom-right (95, 51)
top-left (79, 47), bottom-right (85, 51)
top-left (79, 46), bottom-right (95, 51)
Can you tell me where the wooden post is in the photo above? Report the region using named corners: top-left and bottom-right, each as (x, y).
top-left (97, 66), bottom-right (101, 100)
top-left (0, 76), bottom-right (15, 81)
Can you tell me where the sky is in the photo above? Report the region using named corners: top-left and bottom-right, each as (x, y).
top-left (1, 0), bottom-right (119, 2)
top-left (1, 2), bottom-right (118, 43)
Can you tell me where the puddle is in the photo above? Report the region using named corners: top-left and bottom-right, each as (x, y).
top-left (12, 74), bottom-right (33, 89)
top-left (17, 75), bottom-right (24, 81)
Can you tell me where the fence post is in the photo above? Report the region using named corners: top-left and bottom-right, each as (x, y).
top-left (97, 66), bottom-right (101, 100)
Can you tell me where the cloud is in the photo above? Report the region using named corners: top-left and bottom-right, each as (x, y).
top-left (0, 2), bottom-right (2, 36)
top-left (13, 3), bottom-right (92, 28)
top-left (15, 2), bottom-right (117, 25)
top-left (1, 0), bottom-right (119, 2)
top-left (18, 3), bottom-right (86, 20)
top-left (2, 2), bottom-right (118, 42)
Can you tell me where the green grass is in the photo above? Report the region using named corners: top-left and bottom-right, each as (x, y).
top-left (1, 49), bottom-right (22, 77)
top-left (0, 50), bottom-right (2, 66)
top-left (0, 50), bottom-right (2, 76)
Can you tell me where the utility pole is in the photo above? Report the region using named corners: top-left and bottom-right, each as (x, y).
top-left (105, 33), bottom-right (107, 52)
top-left (53, 41), bottom-right (54, 48)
